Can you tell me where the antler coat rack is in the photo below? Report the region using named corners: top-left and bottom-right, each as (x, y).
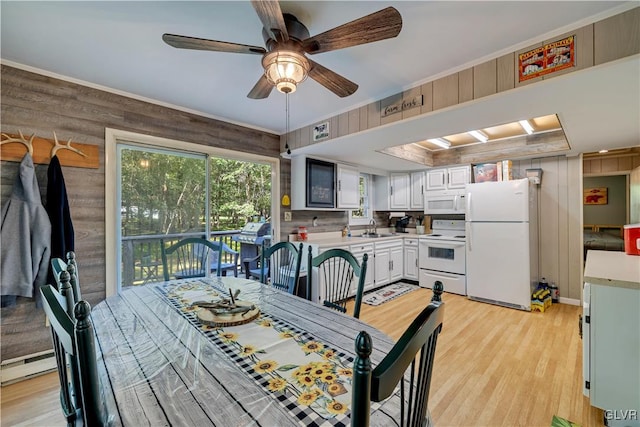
top-left (0, 130), bottom-right (99, 169)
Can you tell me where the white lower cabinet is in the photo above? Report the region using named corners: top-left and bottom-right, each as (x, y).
top-left (403, 238), bottom-right (419, 281)
top-left (349, 243), bottom-right (375, 295)
top-left (374, 240), bottom-right (403, 287)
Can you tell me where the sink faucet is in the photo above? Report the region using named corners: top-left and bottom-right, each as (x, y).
top-left (369, 219), bottom-right (377, 235)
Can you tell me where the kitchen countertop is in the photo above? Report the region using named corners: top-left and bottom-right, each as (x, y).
top-left (289, 229), bottom-right (423, 248)
top-left (584, 250), bottom-right (640, 290)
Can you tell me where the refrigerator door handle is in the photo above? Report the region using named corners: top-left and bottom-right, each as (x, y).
top-left (467, 222), bottom-right (472, 251)
top-left (466, 192), bottom-right (471, 216)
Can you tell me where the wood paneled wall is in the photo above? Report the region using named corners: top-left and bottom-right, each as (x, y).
top-left (510, 156), bottom-right (583, 301)
top-left (0, 65), bottom-right (280, 361)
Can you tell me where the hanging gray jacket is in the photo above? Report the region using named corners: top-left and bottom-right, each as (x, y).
top-left (1, 153), bottom-right (52, 306)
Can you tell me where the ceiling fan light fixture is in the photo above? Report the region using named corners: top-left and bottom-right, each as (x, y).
top-left (263, 50), bottom-right (309, 94)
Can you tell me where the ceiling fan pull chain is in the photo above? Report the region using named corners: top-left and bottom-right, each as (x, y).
top-left (285, 93), bottom-right (291, 155)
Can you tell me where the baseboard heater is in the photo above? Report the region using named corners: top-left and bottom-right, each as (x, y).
top-left (1, 350), bottom-right (57, 386)
top-left (468, 296), bottom-right (530, 311)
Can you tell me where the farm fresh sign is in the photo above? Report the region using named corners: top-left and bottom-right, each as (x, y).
top-left (381, 95), bottom-right (423, 117)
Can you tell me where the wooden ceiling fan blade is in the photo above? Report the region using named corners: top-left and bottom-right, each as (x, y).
top-left (163, 34), bottom-right (266, 55)
top-left (302, 7), bottom-right (402, 54)
top-left (247, 75), bottom-right (274, 99)
top-left (307, 59), bottom-right (358, 98)
top-left (251, 0), bottom-right (289, 42)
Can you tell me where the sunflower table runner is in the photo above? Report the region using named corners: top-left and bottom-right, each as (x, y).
top-left (156, 280), bottom-right (372, 426)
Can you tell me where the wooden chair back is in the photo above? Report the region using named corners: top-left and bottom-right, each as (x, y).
top-left (41, 282), bottom-right (105, 425)
top-left (259, 242), bottom-right (303, 294)
top-left (308, 247), bottom-right (368, 318)
top-left (351, 284), bottom-right (445, 427)
top-left (52, 251), bottom-right (81, 301)
top-left (161, 237), bottom-right (220, 280)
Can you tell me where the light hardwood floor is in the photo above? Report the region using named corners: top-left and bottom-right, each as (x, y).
top-left (1, 288), bottom-right (603, 426)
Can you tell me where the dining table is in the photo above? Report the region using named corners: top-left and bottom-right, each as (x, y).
top-left (91, 276), bottom-right (402, 426)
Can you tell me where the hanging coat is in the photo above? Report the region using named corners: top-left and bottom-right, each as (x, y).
top-left (1, 154), bottom-right (52, 307)
top-left (46, 155), bottom-right (74, 262)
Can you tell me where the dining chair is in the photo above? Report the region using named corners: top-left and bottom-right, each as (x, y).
top-left (351, 283), bottom-right (445, 427)
top-left (257, 242), bottom-right (304, 294)
top-left (308, 246), bottom-right (368, 318)
top-left (161, 237), bottom-right (220, 280)
top-left (51, 251), bottom-right (81, 302)
top-left (41, 273), bottom-right (106, 425)
top-left (209, 240), bottom-right (239, 277)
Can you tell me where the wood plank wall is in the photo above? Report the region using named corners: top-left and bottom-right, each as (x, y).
top-left (0, 65), bottom-right (280, 361)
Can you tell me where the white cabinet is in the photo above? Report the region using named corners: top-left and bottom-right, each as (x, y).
top-left (350, 243), bottom-right (375, 294)
top-left (583, 251), bottom-right (640, 426)
top-left (374, 240), bottom-right (403, 287)
top-left (337, 164), bottom-right (360, 209)
top-left (410, 171), bottom-right (425, 210)
top-left (403, 238), bottom-right (419, 281)
top-left (425, 166), bottom-right (470, 191)
top-left (373, 173), bottom-right (410, 210)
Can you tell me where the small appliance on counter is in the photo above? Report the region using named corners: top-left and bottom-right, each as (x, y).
top-left (394, 215), bottom-right (412, 233)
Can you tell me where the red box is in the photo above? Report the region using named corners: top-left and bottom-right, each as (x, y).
top-left (623, 224), bottom-right (640, 255)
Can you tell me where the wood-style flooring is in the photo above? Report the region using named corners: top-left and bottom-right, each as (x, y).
top-left (1, 288), bottom-right (603, 426)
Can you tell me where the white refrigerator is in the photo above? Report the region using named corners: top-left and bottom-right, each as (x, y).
top-left (465, 178), bottom-right (538, 310)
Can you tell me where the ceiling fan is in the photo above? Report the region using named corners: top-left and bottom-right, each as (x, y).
top-left (162, 1), bottom-right (402, 99)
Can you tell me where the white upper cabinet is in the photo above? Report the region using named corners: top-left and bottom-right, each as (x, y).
top-left (336, 164), bottom-right (360, 209)
top-left (390, 173), bottom-right (410, 209)
top-left (425, 165), bottom-right (470, 191)
top-left (373, 173), bottom-right (410, 211)
top-left (410, 171), bottom-right (425, 210)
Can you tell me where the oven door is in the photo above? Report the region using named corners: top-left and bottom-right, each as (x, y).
top-left (424, 190), bottom-right (466, 214)
top-left (419, 238), bottom-right (466, 274)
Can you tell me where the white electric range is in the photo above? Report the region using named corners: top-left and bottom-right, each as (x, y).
top-left (418, 219), bottom-right (467, 295)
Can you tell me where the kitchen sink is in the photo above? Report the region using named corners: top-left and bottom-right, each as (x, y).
top-left (358, 233), bottom-right (397, 238)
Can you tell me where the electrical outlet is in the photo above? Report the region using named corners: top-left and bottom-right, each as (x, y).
top-left (284, 211), bottom-right (292, 222)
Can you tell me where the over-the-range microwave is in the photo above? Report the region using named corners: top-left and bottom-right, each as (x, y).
top-left (424, 189), bottom-right (466, 214)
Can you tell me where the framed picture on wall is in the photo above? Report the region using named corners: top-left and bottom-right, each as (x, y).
top-left (584, 187), bottom-right (608, 205)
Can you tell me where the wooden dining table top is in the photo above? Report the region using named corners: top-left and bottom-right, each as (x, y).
top-left (92, 276), bottom-right (401, 426)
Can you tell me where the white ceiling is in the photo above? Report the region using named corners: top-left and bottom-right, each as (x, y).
top-left (2, 1), bottom-right (639, 171)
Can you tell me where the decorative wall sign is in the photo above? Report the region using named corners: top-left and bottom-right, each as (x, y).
top-left (312, 121), bottom-right (330, 142)
top-left (381, 95), bottom-right (423, 117)
top-left (518, 35), bottom-right (575, 82)
top-left (584, 187), bottom-right (608, 205)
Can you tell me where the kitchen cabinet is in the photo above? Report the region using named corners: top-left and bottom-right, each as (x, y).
top-left (337, 164), bottom-right (360, 209)
top-left (582, 251), bottom-right (640, 426)
top-left (373, 173), bottom-right (410, 210)
top-left (403, 238), bottom-right (419, 281)
top-left (291, 155), bottom-right (360, 211)
top-left (350, 243), bottom-right (375, 294)
top-left (374, 240), bottom-right (403, 287)
top-left (425, 165), bottom-right (470, 191)
top-left (410, 171), bottom-right (425, 210)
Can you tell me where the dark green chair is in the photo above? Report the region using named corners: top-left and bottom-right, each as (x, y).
top-left (257, 242), bottom-right (303, 294)
top-left (308, 246), bottom-right (368, 318)
top-left (351, 284), bottom-right (445, 427)
top-left (161, 237), bottom-right (221, 280)
top-left (52, 251), bottom-right (81, 302)
top-left (41, 277), bottom-right (105, 425)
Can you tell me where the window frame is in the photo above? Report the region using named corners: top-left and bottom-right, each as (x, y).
top-left (348, 173), bottom-right (374, 226)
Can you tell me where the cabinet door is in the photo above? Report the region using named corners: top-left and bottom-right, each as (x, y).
top-left (390, 173), bottom-right (410, 209)
top-left (410, 171), bottom-right (425, 210)
top-left (374, 249), bottom-right (390, 287)
top-left (404, 245), bottom-right (419, 280)
top-left (390, 246), bottom-right (404, 282)
top-left (336, 165), bottom-right (360, 209)
top-left (448, 166), bottom-right (470, 189)
top-left (350, 244), bottom-right (374, 294)
top-left (426, 169), bottom-right (447, 191)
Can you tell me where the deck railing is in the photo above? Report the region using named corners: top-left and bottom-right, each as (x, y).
top-left (121, 230), bottom-right (241, 287)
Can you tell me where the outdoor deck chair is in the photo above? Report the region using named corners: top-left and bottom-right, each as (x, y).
top-left (161, 237), bottom-right (220, 280)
